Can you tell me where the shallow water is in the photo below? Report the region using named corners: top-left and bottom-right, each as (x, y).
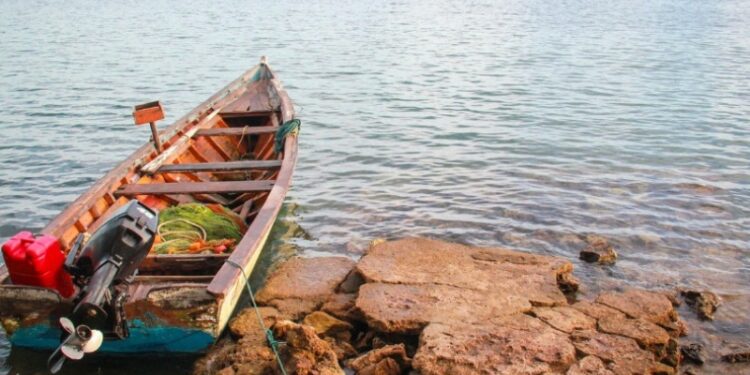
top-left (1, 0), bottom-right (749, 373)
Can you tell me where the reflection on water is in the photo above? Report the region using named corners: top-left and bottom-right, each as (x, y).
top-left (1, 0), bottom-right (749, 373)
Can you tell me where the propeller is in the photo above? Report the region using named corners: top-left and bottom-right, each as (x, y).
top-left (47, 318), bottom-right (103, 373)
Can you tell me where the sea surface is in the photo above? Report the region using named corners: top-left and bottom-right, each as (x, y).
top-left (1, 0), bottom-right (749, 373)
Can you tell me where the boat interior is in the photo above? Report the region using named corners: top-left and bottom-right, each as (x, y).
top-left (0, 77), bottom-right (288, 287)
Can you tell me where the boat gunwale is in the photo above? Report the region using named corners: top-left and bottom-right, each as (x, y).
top-left (207, 74), bottom-right (297, 297)
top-left (40, 64), bottom-right (263, 242)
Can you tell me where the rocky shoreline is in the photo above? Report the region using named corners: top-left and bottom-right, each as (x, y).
top-left (194, 238), bottom-right (747, 375)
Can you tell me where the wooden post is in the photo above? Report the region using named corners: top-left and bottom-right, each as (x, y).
top-left (133, 101), bottom-right (165, 153)
top-left (148, 122), bottom-right (162, 152)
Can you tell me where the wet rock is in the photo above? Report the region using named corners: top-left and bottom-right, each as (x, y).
top-left (558, 272), bottom-right (581, 294)
top-left (413, 315), bottom-right (576, 375)
top-left (272, 320), bottom-right (344, 375)
top-left (596, 289), bottom-right (679, 329)
top-left (566, 356), bottom-right (614, 375)
top-left (302, 311), bottom-right (353, 340)
top-left (532, 306), bottom-right (596, 333)
top-left (356, 282), bottom-right (532, 334)
top-left (229, 306), bottom-right (284, 338)
top-left (597, 314), bottom-right (670, 353)
top-left (681, 290), bottom-right (719, 320)
top-left (663, 338), bottom-right (681, 367)
top-left (579, 235), bottom-right (618, 265)
top-left (721, 343), bottom-right (750, 363)
top-left (321, 293), bottom-right (360, 323)
top-left (349, 344), bottom-right (411, 374)
top-left (256, 257), bottom-right (355, 320)
top-left (681, 343), bottom-right (705, 365)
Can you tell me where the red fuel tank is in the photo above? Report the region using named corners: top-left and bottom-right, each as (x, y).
top-left (2, 231), bottom-right (75, 298)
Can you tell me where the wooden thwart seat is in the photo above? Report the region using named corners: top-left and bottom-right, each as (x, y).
top-left (195, 126), bottom-right (278, 137)
top-left (115, 180), bottom-right (275, 196)
top-left (156, 160), bottom-right (282, 173)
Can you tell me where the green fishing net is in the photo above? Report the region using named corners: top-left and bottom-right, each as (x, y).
top-left (153, 203), bottom-right (245, 255)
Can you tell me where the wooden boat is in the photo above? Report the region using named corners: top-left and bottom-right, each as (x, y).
top-left (0, 58), bottom-right (298, 354)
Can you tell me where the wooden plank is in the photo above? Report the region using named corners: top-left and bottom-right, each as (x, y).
top-left (220, 111), bottom-right (274, 119)
top-left (195, 126), bottom-right (278, 137)
top-left (43, 64), bottom-right (264, 247)
top-left (157, 160), bottom-right (282, 173)
top-left (115, 180), bottom-right (275, 196)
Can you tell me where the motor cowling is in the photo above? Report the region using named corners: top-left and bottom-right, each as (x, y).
top-left (48, 200), bottom-right (158, 373)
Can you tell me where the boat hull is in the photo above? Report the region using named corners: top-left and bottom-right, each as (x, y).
top-left (10, 323), bottom-right (214, 354)
top-left (0, 59), bottom-right (298, 357)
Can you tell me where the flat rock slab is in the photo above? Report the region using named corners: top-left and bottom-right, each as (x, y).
top-left (355, 238), bottom-right (571, 335)
top-left (256, 256), bottom-right (355, 319)
top-left (596, 289), bottom-right (679, 329)
top-left (413, 315), bottom-right (577, 375)
top-left (570, 330), bottom-right (674, 375)
top-left (356, 282), bottom-right (532, 334)
top-left (533, 306), bottom-right (597, 333)
top-left (597, 314), bottom-right (670, 350)
top-left (356, 237), bottom-right (572, 291)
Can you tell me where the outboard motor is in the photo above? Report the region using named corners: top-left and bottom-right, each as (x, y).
top-left (48, 200), bottom-right (158, 373)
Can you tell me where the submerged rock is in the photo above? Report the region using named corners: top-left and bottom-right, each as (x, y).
top-left (579, 235), bottom-right (618, 265)
top-left (681, 290), bottom-right (719, 320)
top-left (681, 343), bottom-right (705, 365)
top-left (721, 343), bottom-right (750, 363)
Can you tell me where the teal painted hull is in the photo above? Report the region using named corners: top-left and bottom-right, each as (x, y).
top-left (10, 320), bottom-right (214, 354)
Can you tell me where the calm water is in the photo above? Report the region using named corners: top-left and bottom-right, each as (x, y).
top-left (1, 0), bottom-right (749, 373)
